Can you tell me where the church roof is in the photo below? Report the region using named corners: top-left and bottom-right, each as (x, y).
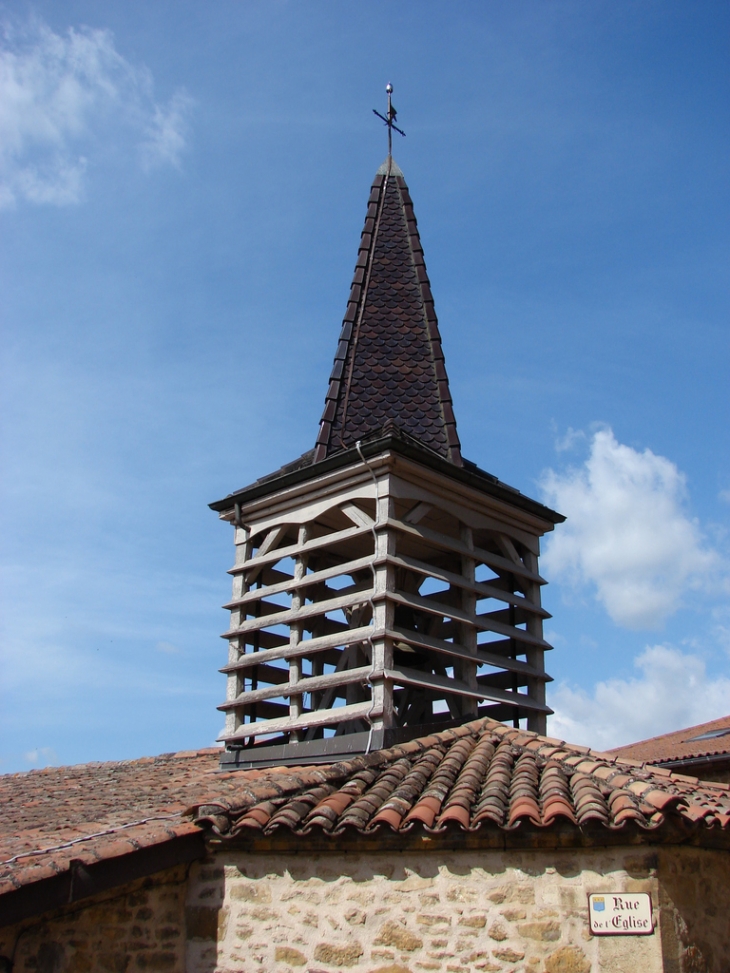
top-left (3, 720), bottom-right (729, 922)
top-left (313, 158), bottom-right (462, 465)
top-left (193, 718), bottom-right (730, 840)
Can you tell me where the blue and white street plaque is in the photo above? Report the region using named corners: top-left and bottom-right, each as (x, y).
top-left (588, 892), bottom-right (653, 935)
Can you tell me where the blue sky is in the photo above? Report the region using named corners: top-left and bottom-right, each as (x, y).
top-left (1, 1), bottom-right (728, 772)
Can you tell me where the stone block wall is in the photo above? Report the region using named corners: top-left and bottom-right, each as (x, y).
top-left (2, 844), bottom-right (727, 972)
top-left (658, 846), bottom-right (730, 973)
top-left (185, 847), bottom-right (665, 973)
top-left (0, 865), bottom-right (188, 972)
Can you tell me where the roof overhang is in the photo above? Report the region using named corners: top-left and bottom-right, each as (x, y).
top-left (0, 830), bottom-right (206, 928)
top-left (210, 434), bottom-right (564, 527)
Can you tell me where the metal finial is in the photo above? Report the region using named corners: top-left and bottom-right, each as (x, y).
top-left (373, 82), bottom-right (405, 157)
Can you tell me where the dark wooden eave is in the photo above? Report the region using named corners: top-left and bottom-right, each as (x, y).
top-left (209, 430), bottom-right (564, 526)
top-left (208, 817), bottom-right (730, 855)
top-left (652, 754), bottom-right (730, 782)
top-left (0, 831), bottom-right (205, 927)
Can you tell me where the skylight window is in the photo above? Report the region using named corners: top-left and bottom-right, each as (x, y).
top-left (684, 727), bottom-right (730, 743)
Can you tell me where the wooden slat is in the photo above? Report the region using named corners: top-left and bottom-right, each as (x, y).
top-left (383, 666), bottom-right (483, 700)
top-left (234, 662), bottom-right (290, 687)
top-left (259, 567), bottom-right (293, 587)
top-left (220, 625), bottom-right (378, 671)
top-left (473, 612), bottom-right (550, 648)
top-left (381, 552), bottom-right (549, 617)
top-left (250, 598), bottom-right (293, 618)
top-left (318, 617), bottom-right (352, 637)
top-left (496, 533), bottom-right (525, 568)
top-left (245, 526), bottom-right (290, 583)
top-left (388, 590), bottom-right (551, 649)
top-left (221, 646), bottom-right (344, 674)
top-left (218, 666), bottom-right (372, 710)
top-left (228, 524), bottom-right (371, 577)
top-left (241, 630), bottom-right (289, 650)
top-left (245, 699), bottom-right (291, 720)
top-left (478, 671), bottom-right (529, 691)
top-left (222, 586), bottom-right (373, 639)
top-left (403, 501), bottom-right (432, 525)
top-left (224, 555), bottom-right (374, 609)
top-left (383, 666), bottom-right (550, 713)
top-left (256, 525), bottom-right (289, 558)
top-left (340, 502), bottom-right (375, 528)
top-left (387, 519), bottom-right (546, 584)
top-left (419, 588), bottom-right (460, 608)
top-left (388, 626), bottom-right (547, 680)
top-left (221, 701), bottom-right (373, 741)
top-left (230, 579), bottom-right (370, 614)
top-left (480, 606), bottom-right (536, 627)
top-left (232, 578), bottom-right (372, 618)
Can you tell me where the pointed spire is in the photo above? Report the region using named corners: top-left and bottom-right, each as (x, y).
top-left (314, 160), bottom-right (462, 466)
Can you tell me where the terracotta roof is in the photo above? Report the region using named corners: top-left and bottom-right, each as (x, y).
top-left (196, 719), bottom-right (730, 835)
top-left (313, 158), bottom-right (462, 465)
top-left (192, 719), bottom-right (730, 840)
top-left (609, 714), bottom-right (730, 766)
top-left (0, 749), bottom-right (221, 900)
top-left (3, 720), bottom-right (729, 917)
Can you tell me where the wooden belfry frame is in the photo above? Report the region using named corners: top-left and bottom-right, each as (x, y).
top-left (211, 148), bottom-right (563, 768)
top-left (212, 434), bottom-right (560, 768)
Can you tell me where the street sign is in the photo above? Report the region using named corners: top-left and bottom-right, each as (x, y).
top-left (588, 892), bottom-right (653, 935)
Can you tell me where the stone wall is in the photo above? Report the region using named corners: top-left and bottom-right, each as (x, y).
top-left (658, 846), bottom-right (730, 973)
top-left (185, 847), bottom-right (665, 973)
top-left (2, 844), bottom-right (727, 972)
top-left (0, 865), bottom-right (188, 972)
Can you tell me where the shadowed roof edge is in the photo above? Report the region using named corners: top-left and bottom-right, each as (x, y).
top-left (209, 432), bottom-right (564, 525)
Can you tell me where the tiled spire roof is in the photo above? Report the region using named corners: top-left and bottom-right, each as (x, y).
top-left (314, 158), bottom-right (462, 465)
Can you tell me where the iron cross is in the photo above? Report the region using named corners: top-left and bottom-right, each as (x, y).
top-left (373, 82), bottom-right (406, 156)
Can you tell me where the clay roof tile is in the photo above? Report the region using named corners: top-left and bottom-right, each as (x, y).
top-left (610, 714), bottom-right (730, 766)
top-left (4, 718), bottom-right (730, 909)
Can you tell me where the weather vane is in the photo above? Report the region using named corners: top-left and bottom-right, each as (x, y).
top-left (373, 82), bottom-right (405, 157)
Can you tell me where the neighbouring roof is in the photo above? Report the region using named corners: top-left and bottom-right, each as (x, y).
top-left (610, 714), bottom-right (730, 767)
top-left (3, 719), bottom-right (729, 923)
top-left (313, 157), bottom-right (462, 465)
top-left (0, 749), bottom-right (219, 904)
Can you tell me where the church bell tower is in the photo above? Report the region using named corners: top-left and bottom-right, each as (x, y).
top-left (210, 146), bottom-right (563, 769)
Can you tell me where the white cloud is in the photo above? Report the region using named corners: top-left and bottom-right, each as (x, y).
top-left (719, 489), bottom-right (730, 504)
top-left (549, 644), bottom-right (730, 750)
top-left (140, 89), bottom-right (193, 171)
top-left (0, 17), bottom-right (192, 207)
top-left (540, 428), bottom-right (720, 628)
top-left (24, 746), bottom-right (59, 768)
top-left (11, 153), bottom-right (88, 205)
top-left (554, 426), bottom-right (586, 453)
top-left (711, 605), bottom-right (730, 657)
top-left (156, 640), bottom-right (182, 655)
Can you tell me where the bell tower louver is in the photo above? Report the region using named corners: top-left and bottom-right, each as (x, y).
top-left (210, 156), bottom-right (564, 769)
